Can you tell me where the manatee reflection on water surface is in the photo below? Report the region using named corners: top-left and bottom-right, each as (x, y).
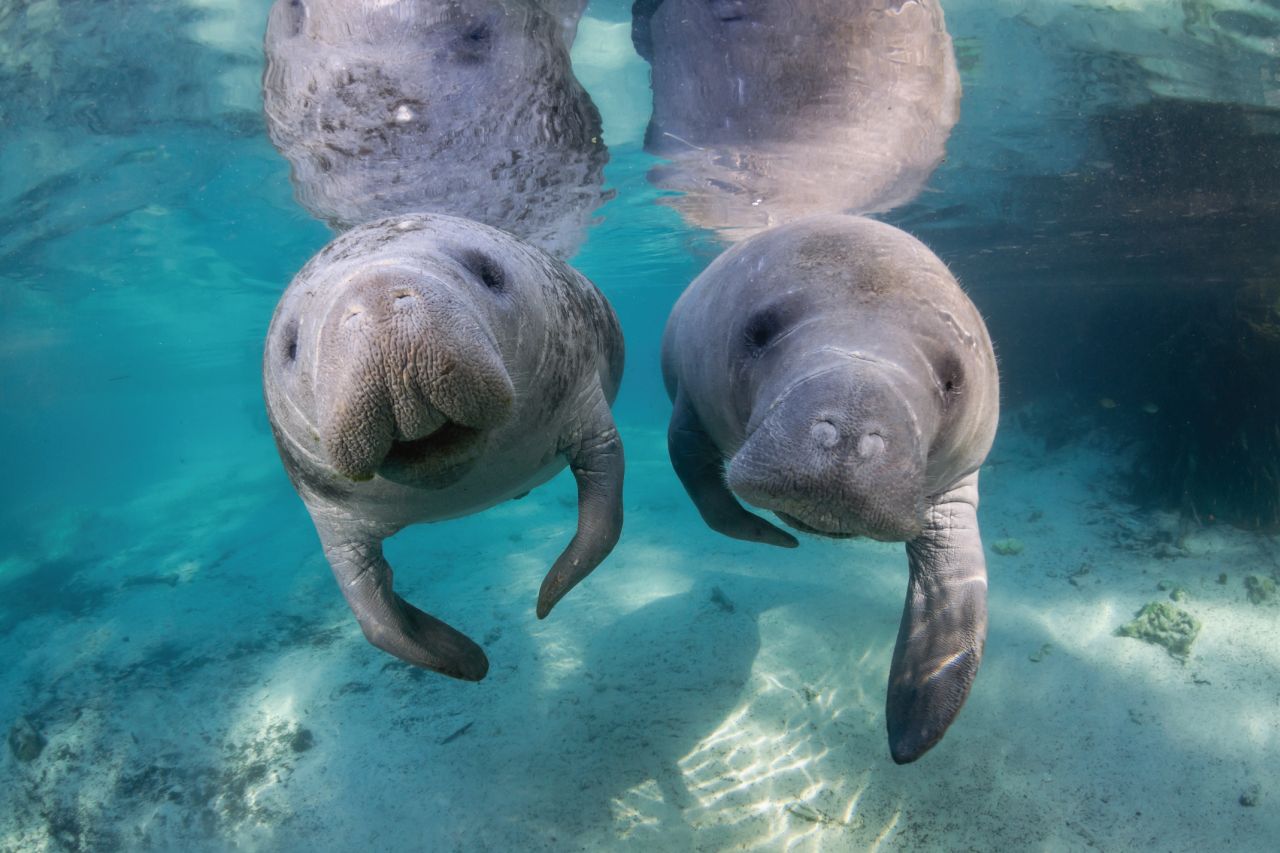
top-left (263, 0), bottom-right (609, 259)
top-left (634, 0), bottom-right (961, 241)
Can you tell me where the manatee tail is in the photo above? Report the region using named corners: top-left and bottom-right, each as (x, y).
top-left (886, 473), bottom-right (987, 764)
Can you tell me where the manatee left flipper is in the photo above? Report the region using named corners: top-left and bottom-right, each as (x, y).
top-left (886, 472), bottom-right (988, 764)
top-left (668, 389), bottom-right (798, 548)
top-left (537, 384), bottom-right (624, 619)
top-left (318, 528), bottom-right (489, 681)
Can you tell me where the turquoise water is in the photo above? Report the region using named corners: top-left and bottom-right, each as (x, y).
top-left (3, 1), bottom-right (1279, 850)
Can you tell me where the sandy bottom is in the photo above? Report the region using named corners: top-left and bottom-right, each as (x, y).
top-left (2, 415), bottom-right (1277, 851)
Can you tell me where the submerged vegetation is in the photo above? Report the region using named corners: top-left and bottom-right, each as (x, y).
top-left (1116, 601), bottom-right (1202, 660)
top-left (991, 538), bottom-right (1025, 556)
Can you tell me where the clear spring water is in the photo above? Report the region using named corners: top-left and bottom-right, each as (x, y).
top-left (2, 1), bottom-right (1278, 850)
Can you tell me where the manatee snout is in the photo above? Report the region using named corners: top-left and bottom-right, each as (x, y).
top-left (314, 268), bottom-right (515, 483)
top-left (727, 368), bottom-right (926, 541)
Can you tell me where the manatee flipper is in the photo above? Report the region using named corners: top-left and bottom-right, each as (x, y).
top-left (887, 472), bottom-right (988, 763)
top-left (668, 390), bottom-right (798, 548)
top-left (537, 384), bottom-right (625, 619)
top-left (318, 528), bottom-right (489, 681)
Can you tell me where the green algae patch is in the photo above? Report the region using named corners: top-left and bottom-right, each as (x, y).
top-left (1116, 601), bottom-right (1201, 660)
top-left (992, 538), bottom-right (1025, 556)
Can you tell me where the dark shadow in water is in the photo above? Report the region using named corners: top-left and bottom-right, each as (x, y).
top-left (891, 97), bottom-right (1280, 529)
top-left (0, 555), bottom-right (111, 638)
top-left (545, 576), bottom-right (764, 816)
top-left (442, 569), bottom-right (827, 847)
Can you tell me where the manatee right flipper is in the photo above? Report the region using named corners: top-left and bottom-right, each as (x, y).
top-left (318, 527), bottom-right (489, 681)
top-left (537, 383), bottom-right (625, 619)
top-left (668, 390), bottom-right (798, 548)
top-left (886, 472), bottom-right (988, 763)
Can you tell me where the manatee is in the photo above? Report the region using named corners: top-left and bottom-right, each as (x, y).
top-left (263, 0), bottom-right (608, 259)
top-left (264, 213), bottom-right (625, 679)
top-left (633, 0), bottom-right (960, 241)
top-left (661, 215), bottom-right (999, 762)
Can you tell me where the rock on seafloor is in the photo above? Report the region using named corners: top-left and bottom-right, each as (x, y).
top-left (8, 716), bottom-right (46, 763)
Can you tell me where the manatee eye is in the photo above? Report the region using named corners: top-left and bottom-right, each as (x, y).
top-left (279, 319), bottom-right (299, 365)
top-left (743, 308), bottom-right (781, 356)
top-left (286, 0), bottom-right (307, 37)
top-left (455, 249), bottom-right (506, 295)
top-left (451, 16), bottom-right (495, 64)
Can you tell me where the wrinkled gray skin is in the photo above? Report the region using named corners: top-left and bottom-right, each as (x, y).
top-left (633, 0), bottom-right (960, 241)
top-left (263, 0), bottom-right (607, 259)
top-left (661, 215), bottom-right (998, 763)
top-left (264, 213), bottom-right (625, 680)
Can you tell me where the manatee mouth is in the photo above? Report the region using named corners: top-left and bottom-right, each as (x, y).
top-left (378, 421), bottom-right (487, 488)
top-left (774, 511), bottom-right (858, 540)
top-left (709, 0), bottom-right (747, 22)
top-left (770, 502), bottom-right (924, 543)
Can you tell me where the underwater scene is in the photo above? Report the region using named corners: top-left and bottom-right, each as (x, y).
top-left (2, 0), bottom-right (1278, 849)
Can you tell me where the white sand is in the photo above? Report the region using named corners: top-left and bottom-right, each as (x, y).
top-left (2, 415), bottom-right (1277, 851)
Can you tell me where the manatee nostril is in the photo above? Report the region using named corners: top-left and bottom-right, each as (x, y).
top-left (343, 306), bottom-right (364, 326)
top-left (810, 420), bottom-right (840, 449)
top-left (858, 432), bottom-right (886, 458)
top-left (392, 291), bottom-right (415, 307)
